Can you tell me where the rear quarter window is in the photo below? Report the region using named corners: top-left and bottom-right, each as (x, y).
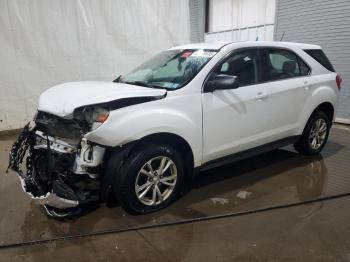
top-left (304, 49), bottom-right (335, 72)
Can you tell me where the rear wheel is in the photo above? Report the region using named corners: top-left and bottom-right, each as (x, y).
top-left (114, 144), bottom-right (184, 214)
top-left (294, 111), bottom-right (331, 155)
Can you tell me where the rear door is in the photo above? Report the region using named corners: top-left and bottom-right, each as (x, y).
top-left (259, 48), bottom-right (312, 137)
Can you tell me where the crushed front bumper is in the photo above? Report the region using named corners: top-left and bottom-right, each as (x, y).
top-left (18, 175), bottom-right (79, 209)
top-left (8, 123), bottom-right (103, 215)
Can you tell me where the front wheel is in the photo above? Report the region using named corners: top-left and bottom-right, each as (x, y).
top-left (294, 111), bottom-right (331, 155)
top-left (114, 144), bottom-right (184, 214)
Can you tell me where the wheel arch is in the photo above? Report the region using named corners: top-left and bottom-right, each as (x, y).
top-left (311, 102), bottom-right (334, 122)
top-left (135, 132), bottom-right (195, 180)
top-left (299, 100), bottom-right (335, 134)
top-left (101, 132), bottom-right (195, 202)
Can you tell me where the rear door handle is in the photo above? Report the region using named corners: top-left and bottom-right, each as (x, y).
top-left (255, 92), bottom-right (269, 101)
top-left (303, 81), bottom-right (310, 90)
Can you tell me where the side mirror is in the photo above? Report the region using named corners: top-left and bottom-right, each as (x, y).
top-left (204, 74), bottom-right (240, 92)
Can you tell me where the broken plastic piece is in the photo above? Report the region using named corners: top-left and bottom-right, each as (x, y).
top-left (43, 205), bottom-right (82, 218)
top-left (18, 175), bottom-right (79, 209)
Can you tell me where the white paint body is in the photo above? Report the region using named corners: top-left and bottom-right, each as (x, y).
top-left (38, 41), bottom-right (339, 168)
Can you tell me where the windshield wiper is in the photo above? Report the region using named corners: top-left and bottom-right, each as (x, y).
top-left (126, 81), bottom-right (152, 87)
top-left (123, 81), bottom-right (164, 89)
top-left (113, 75), bottom-right (121, 83)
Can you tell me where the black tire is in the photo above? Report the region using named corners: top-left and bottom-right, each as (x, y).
top-left (113, 143), bottom-right (185, 214)
top-left (294, 111), bottom-right (331, 155)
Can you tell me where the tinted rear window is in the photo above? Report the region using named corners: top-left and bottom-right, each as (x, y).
top-left (304, 49), bottom-right (335, 72)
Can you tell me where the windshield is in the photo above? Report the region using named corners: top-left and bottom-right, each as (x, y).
top-left (118, 49), bottom-right (217, 90)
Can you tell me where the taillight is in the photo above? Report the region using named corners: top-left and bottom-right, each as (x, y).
top-left (336, 74), bottom-right (342, 90)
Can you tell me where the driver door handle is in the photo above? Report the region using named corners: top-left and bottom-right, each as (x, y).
top-left (255, 92), bottom-right (269, 101)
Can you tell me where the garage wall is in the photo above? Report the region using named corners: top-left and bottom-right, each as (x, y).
top-left (275, 0), bottom-right (350, 120)
top-left (0, 0), bottom-right (191, 131)
top-left (189, 0), bottom-right (205, 42)
top-left (205, 0), bottom-right (276, 42)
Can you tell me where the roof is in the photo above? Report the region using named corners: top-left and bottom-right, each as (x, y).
top-left (169, 42), bottom-right (230, 50)
top-left (170, 41), bottom-right (321, 51)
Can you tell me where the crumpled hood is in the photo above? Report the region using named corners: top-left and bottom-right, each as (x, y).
top-left (38, 81), bottom-right (167, 117)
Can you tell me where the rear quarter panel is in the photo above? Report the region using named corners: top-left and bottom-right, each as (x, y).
top-left (297, 72), bottom-right (339, 134)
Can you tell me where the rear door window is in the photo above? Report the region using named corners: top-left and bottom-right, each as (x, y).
top-left (298, 58), bottom-right (311, 76)
top-left (304, 49), bottom-right (335, 72)
top-left (261, 48), bottom-right (310, 81)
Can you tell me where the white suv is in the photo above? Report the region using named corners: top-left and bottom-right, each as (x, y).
top-left (9, 41), bottom-right (341, 217)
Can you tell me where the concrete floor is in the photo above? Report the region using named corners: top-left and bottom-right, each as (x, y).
top-left (0, 125), bottom-right (349, 261)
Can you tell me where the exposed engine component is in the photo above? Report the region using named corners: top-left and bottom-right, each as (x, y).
top-left (73, 139), bottom-right (105, 178)
top-left (34, 130), bottom-right (76, 153)
top-left (8, 122), bottom-right (105, 216)
top-left (35, 111), bottom-right (83, 141)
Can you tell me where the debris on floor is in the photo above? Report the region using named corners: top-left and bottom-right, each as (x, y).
top-left (210, 197), bottom-right (229, 205)
top-left (237, 190), bottom-right (252, 199)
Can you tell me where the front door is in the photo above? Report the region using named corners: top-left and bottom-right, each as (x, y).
top-left (202, 49), bottom-right (273, 163)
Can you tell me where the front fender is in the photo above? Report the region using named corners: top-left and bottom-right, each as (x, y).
top-left (85, 96), bottom-right (202, 166)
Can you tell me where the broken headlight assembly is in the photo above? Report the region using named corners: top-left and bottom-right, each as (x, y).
top-left (73, 106), bottom-right (109, 131)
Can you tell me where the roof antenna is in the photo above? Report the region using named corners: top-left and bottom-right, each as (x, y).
top-left (280, 31), bottom-right (285, 41)
top-left (256, 36), bottom-right (259, 41)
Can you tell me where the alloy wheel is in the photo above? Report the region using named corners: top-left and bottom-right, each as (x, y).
top-left (135, 156), bottom-right (177, 206)
top-left (309, 118), bottom-right (327, 150)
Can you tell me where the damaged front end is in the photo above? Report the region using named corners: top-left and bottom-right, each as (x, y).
top-left (8, 112), bottom-right (106, 217)
top-left (8, 82), bottom-right (168, 218)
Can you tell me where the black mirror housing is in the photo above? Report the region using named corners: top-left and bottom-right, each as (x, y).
top-left (204, 74), bottom-right (239, 92)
